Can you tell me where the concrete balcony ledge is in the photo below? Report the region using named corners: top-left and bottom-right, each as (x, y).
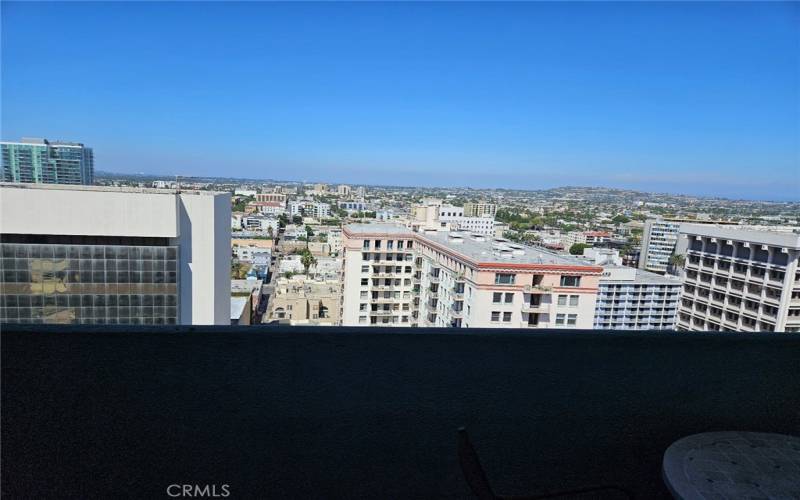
top-left (2, 325), bottom-right (800, 499)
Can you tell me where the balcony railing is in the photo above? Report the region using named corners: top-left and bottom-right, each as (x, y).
top-left (523, 284), bottom-right (553, 293)
top-left (2, 325), bottom-right (799, 499)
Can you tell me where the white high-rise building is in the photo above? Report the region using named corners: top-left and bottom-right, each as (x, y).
top-left (639, 218), bottom-right (682, 273)
top-left (594, 266), bottom-right (681, 330)
top-left (0, 183), bottom-right (231, 325)
top-left (675, 224), bottom-right (800, 332)
top-left (341, 224), bottom-right (602, 329)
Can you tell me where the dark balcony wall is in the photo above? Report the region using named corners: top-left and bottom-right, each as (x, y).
top-left (2, 326), bottom-right (800, 499)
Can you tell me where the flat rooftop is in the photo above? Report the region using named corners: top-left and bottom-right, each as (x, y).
top-left (346, 223), bottom-right (600, 268)
top-left (422, 230), bottom-right (596, 267)
top-left (680, 223), bottom-right (800, 249)
top-left (600, 266), bottom-right (683, 285)
top-left (344, 223), bottom-right (415, 236)
top-left (0, 182), bottom-right (226, 197)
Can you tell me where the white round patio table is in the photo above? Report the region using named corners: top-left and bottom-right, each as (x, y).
top-left (662, 431), bottom-right (800, 499)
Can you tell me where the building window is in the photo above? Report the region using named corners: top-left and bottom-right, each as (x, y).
top-left (360, 291), bottom-right (368, 299)
top-left (567, 314), bottom-right (577, 326)
top-left (362, 252), bottom-right (370, 260)
top-left (493, 292), bottom-right (502, 303)
top-left (560, 276), bottom-right (581, 287)
top-left (557, 294), bottom-right (567, 306)
top-left (504, 293), bottom-right (513, 303)
top-left (503, 311), bottom-right (512, 322)
top-left (387, 240), bottom-right (394, 250)
top-left (360, 303), bottom-right (367, 311)
top-left (361, 278), bottom-right (368, 286)
top-left (361, 265), bottom-right (369, 273)
top-left (374, 240), bottom-right (382, 249)
top-left (362, 240), bottom-right (370, 250)
top-left (494, 273), bottom-right (515, 285)
top-left (555, 313), bottom-right (565, 325)
top-left (491, 311), bottom-right (500, 322)
top-left (569, 295), bottom-right (579, 306)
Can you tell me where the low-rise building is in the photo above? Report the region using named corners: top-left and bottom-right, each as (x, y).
top-left (231, 279), bottom-right (263, 325)
top-left (255, 193), bottom-right (286, 204)
top-left (267, 275), bottom-right (340, 326)
top-left (249, 201), bottom-right (286, 216)
top-left (240, 215), bottom-right (278, 233)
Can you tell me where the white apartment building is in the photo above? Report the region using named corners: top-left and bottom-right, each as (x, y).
top-left (339, 201), bottom-right (367, 212)
top-left (675, 224), bottom-right (800, 332)
top-left (594, 266), bottom-right (681, 330)
top-left (0, 183), bottom-right (231, 325)
top-left (234, 245), bottom-right (271, 263)
top-left (446, 216), bottom-right (496, 236)
top-left (288, 201), bottom-right (331, 219)
top-left (341, 224), bottom-right (602, 329)
top-left (438, 205), bottom-right (464, 218)
top-left (410, 202), bottom-right (496, 236)
top-left (251, 202), bottom-right (286, 216)
top-left (639, 218), bottom-right (682, 273)
top-left (337, 185), bottom-right (351, 196)
top-left (240, 215), bottom-right (279, 233)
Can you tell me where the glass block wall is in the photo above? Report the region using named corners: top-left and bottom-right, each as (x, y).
top-left (0, 239), bottom-right (178, 324)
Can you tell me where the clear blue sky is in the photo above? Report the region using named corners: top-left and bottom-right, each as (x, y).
top-left (2, 2), bottom-right (798, 201)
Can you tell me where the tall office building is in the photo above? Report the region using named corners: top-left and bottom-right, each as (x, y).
top-left (2, 138), bottom-right (94, 185)
top-left (463, 202), bottom-right (497, 218)
top-left (341, 224), bottom-right (602, 328)
top-left (0, 183), bottom-right (231, 325)
top-left (675, 224), bottom-right (800, 332)
top-left (594, 266), bottom-right (681, 330)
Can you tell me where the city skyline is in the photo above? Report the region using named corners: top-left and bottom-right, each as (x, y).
top-left (2, 2), bottom-right (798, 201)
top-left (92, 169), bottom-right (798, 205)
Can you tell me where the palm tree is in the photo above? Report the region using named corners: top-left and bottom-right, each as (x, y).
top-left (305, 225), bottom-right (314, 249)
top-left (301, 250), bottom-right (316, 276)
top-left (669, 254), bottom-right (685, 268)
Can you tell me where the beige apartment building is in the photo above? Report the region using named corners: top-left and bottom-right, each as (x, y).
top-left (675, 224), bottom-right (800, 332)
top-left (267, 276), bottom-right (340, 326)
top-left (341, 224), bottom-right (602, 328)
top-left (463, 202), bottom-right (497, 218)
top-left (255, 193), bottom-right (287, 204)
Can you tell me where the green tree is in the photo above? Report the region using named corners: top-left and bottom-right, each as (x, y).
top-left (292, 215), bottom-right (303, 225)
top-left (569, 243), bottom-right (591, 255)
top-left (278, 213), bottom-right (289, 229)
top-left (612, 214), bottom-right (631, 224)
top-left (305, 225), bottom-right (314, 248)
top-left (300, 249), bottom-right (317, 276)
top-left (267, 226), bottom-right (274, 239)
top-left (669, 254), bottom-right (686, 268)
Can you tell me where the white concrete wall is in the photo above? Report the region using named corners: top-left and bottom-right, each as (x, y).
top-left (0, 184), bottom-right (178, 237)
top-left (177, 192), bottom-right (231, 325)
